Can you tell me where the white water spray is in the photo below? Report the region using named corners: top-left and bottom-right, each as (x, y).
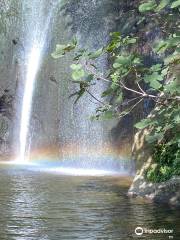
top-left (18, 1), bottom-right (58, 163)
top-left (19, 45), bottom-right (42, 162)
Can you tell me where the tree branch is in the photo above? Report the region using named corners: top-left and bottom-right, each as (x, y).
top-left (86, 90), bottom-right (105, 105)
top-left (118, 98), bottom-right (144, 118)
top-left (84, 62), bottom-right (180, 102)
top-left (137, 81), bottom-right (146, 94)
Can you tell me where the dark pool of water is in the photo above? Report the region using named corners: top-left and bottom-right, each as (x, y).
top-left (0, 165), bottom-right (179, 240)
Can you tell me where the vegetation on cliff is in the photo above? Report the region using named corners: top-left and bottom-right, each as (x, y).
top-left (53, 0), bottom-right (180, 182)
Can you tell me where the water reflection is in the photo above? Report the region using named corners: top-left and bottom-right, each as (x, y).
top-left (0, 166), bottom-right (179, 239)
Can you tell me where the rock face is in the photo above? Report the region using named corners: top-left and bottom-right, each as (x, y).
top-left (52, 0), bottom-right (118, 154)
top-left (0, 0), bottom-right (126, 158)
top-left (129, 128), bottom-right (180, 207)
top-left (0, 1), bottom-right (22, 157)
top-left (0, 1), bottom-right (165, 160)
top-left (128, 175), bottom-right (180, 207)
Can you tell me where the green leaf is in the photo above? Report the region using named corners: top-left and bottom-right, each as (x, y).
top-left (72, 37), bottom-right (77, 46)
top-left (111, 82), bottom-right (119, 91)
top-left (135, 118), bottom-right (152, 129)
top-left (126, 38), bottom-right (137, 44)
top-left (133, 57), bottom-right (141, 65)
top-left (51, 40), bottom-right (77, 59)
top-left (150, 64), bottom-right (162, 72)
top-left (139, 1), bottom-right (157, 12)
top-left (123, 36), bottom-right (137, 45)
top-left (154, 36), bottom-right (180, 55)
top-left (63, 43), bottom-right (76, 52)
top-left (174, 113), bottom-right (180, 124)
top-left (171, 0), bottom-right (180, 8)
top-left (168, 36), bottom-right (180, 47)
top-left (101, 88), bottom-right (114, 97)
top-left (154, 40), bottom-right (168, 53)
top-left (113, 63), bottom-right (121, 69)
top-left (165, 79), bottom-right (180, 94)
top-left (156, 0), bottom-right (171, 11)
top-left (72, 69), bottom-right (85, 81)
top-left (150, 80), bottom-right (162, 89)
top-left (115, 93), bottom-right (123, 104)
top-left (110, 32), bottom-right (121, 39)
top-left (88, 48), bottom-right (103, 59)
top-left (146, 133), bottom-right (164, 143)
top-left (106, 42), bottom-right (121, 52)
top-left (70, 64), bottom-right (82, 70)
top-left (100, 111), bottom-right (115, 120)
top-left (161, 67), bottom-right (169, 76)
top-left (51, 44), bottom-right (66, 58)
top-left (116, 55), bottom-right (131, 65)
top-left (164, 53), bottom-right (180, 65)
top-left (144, 72), bottom-right (163, 83)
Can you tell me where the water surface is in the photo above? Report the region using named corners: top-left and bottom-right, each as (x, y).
top-left (0, 165), bottom-right (179, 240)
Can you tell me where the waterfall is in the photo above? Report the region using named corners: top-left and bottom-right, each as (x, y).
top-left (54, 1), bottom-right (118, 162)
top-left (17, 0), bottom-right (59, 162)
top-left (19, 45), bottom-right (42, 162)
top-left (11, 0), bottom-right (134, 175)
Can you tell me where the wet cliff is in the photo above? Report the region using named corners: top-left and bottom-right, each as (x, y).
top-left (0, 0), bottom-right (160, 158)
top-left (0, 0), bottom-right (128, 158)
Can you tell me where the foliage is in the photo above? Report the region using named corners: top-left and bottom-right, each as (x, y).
top-left (145, 142), bottom-right (180, 182)
top-left (52, 0), bottom-right (180, 182)
top-left (139, 1), bottom-right (157, 12)
top-left (51, 38), bottom-right (77, 58)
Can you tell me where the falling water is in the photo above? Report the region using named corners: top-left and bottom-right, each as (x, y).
top-left (19, 45), bottom-right (42, 162)
top-left (18, 0), bottom-right (59, 162)
top-left (11, 0), bottom-right (134, 175)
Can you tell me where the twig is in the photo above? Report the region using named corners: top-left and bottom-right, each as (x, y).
top-left (121, 96), bottom-right (143, 106)
top-left (89, 98), bottom-right (100, 105)
top-left (85, 62), bottom-right (157, 97)
top-left (133, 67), bottom-right (146, 95)
top-left (129, 98), bottom-right (144, 112)
top-left (84, 62), bottom-right (180, 102)
top-left (119, 80), bottom-right (149, 96)
top-left (137, 81), bottom-right (146, 94)
top-left (86, 90), bottom-right (105, 105)
top-left (118, 98), bottom-right (144, 118)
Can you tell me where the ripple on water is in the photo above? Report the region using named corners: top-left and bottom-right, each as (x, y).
top-left (0, 165), bottom-right (179, 239)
